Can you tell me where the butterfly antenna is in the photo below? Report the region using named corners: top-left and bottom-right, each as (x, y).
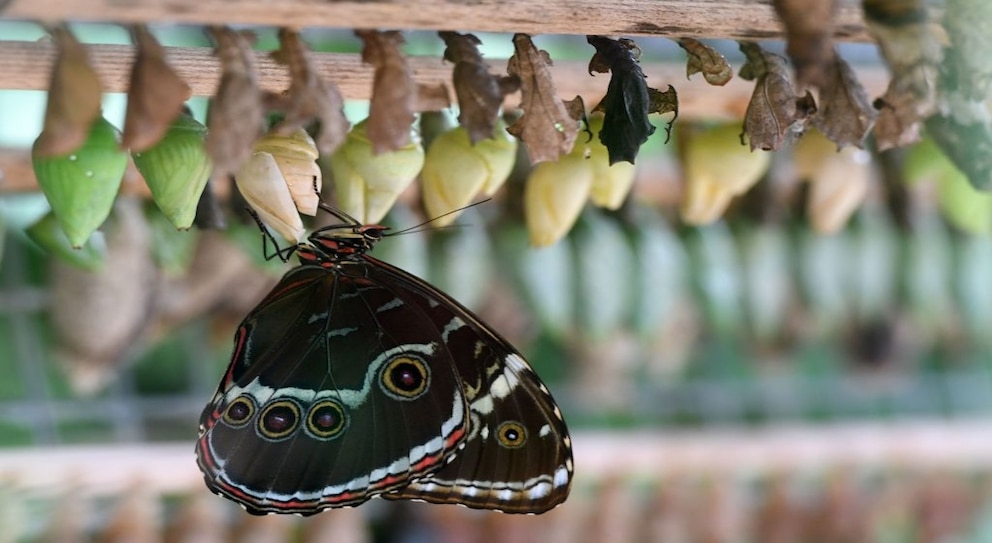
top-left (389, 199), bottom-right (493, 236)
top-left (317, 201), bottom-right (362, 227)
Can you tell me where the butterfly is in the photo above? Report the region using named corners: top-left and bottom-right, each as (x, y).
top-left (195, 205), bottom-right (573, 515)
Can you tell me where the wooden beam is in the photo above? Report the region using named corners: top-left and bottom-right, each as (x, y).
top-left (5, 422), bottom-right (992, 497)
top-left (0, 41), bottom-right (451, 111)
top-left (0, 40), bottom-right (890, 119)
top-left (0, 0), bottom-right (872, 42)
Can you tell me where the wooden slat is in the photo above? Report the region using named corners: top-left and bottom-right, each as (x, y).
top-left (4, 421), bottom-right (992, 497)
top-left (0, 40), bottom-right (890, 118)
top-left (0, 0), bottom-right (872, 42)
top-left (0, 41), bottom-right (454, 111)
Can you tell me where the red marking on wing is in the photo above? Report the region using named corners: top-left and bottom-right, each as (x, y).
top-left (222, 327), bottom-right (250, 383)
top-left (196, 433), bottom-right (221, 473)
top-left (265, 274), bottom-right (322, 301)
top-left (199, 423), bottom-right (469, 513)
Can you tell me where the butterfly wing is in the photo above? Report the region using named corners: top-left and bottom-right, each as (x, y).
top-left (366, 256), bottom-right (574, 513)
top-left (196, 264), bottom-right (471, 515)
top-left (386, 352), bottom-right (574, 512)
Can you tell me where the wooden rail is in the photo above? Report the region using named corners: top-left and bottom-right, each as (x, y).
top-left (0, 41), bottom-right (892, 116)
top-left (1, 0), bottom-right (871, 42)
top-left (4, 421), bottom-right (992, 497)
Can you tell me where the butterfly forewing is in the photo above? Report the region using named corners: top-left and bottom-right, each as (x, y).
top-left (197, 263), bottom-right (471, 514)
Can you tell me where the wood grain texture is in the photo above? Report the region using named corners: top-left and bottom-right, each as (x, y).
top-left (0, 41), bottom-right (453, 111)
top-left (0, 41), bottom-right (889, 117)
top-left (0, 0), bottom-right (871, 42)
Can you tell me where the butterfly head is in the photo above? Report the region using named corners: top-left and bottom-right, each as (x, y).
top-left (297, 224), bottom-right (390, 267)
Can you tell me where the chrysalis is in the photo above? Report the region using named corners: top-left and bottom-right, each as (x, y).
top-left (132, 111), bottom-right (212, 230)
top-left (32, 117), bottom-right (129, 248)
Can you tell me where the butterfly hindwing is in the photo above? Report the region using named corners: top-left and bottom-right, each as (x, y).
top-left (385, 349), bottom-right (573, 512)
top-left (369, 257), bottom-right (573, 513)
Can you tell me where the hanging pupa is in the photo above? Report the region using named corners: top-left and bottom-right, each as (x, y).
top-left (234, 128), bottom-right (321, 243)
top-left (250, 128), bottom-right (322, 216)
top-left (32, 116), bottom-right (129, 248)
top-left (121, 25), bottom-right (193, 152)
top-left (25, 210), bottom-right (107, 271)
top-left (132, 110), bottom-right (212, 229)
top-left (680, 122), bottom-right (771, 225)
top-left (421, 119), bottom-right (517, 226)
top-left (582, 111), bottom-right (637, 210)
top-left (328, 119), bottom-right (424, 224)
top-left (34, 24), bottom-right (102, 157)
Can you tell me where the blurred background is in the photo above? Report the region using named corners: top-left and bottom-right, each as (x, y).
top-left (4, 14), bottom-right (992, 543)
